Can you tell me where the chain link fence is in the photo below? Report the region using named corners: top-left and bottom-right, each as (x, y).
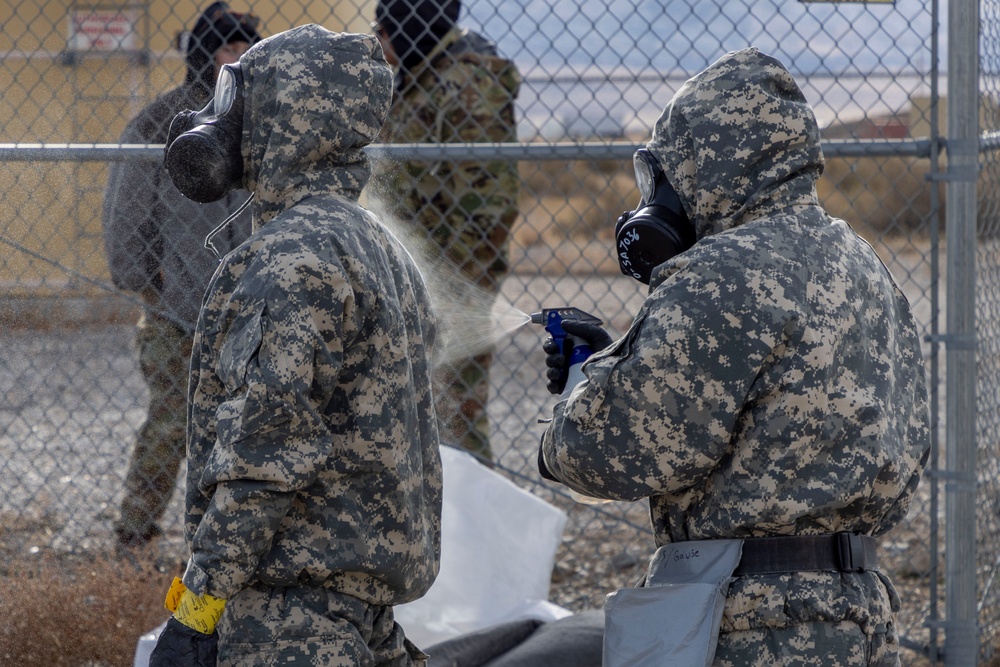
top-left (1, 0), bottom-right (998, 663)
top-left (974, 0), bottom-right (1000, 663)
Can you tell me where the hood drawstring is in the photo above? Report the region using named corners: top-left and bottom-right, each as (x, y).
top-left (205, 193), bottom-right (254, 260)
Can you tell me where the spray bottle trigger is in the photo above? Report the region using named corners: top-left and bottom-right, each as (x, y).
top-left (531, 307), bottom-right (604, 392)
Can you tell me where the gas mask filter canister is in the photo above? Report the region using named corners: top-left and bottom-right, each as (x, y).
top-left (165, 63), bottom-right (246, 203)
top-left (615, 149), bottom-right (696, 285)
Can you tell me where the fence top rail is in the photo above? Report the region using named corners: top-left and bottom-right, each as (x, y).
top-left (0, 139), bottom-right (934, 162)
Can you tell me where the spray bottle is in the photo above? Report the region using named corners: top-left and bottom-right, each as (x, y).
top-left (530, 307), bottom-right (604, 394)
top-left (531, 307), bottom-right (614, 506)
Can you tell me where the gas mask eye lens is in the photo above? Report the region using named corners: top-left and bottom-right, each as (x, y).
top-left (633, 149), bottom-right (658, 203)
top-left (213, 65), bottom-right (241, 116)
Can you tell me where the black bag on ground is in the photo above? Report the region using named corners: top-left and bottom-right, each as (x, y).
top-left (425, 611), bottom-right (604, 667)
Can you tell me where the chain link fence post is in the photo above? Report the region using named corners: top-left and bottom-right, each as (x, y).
top-left (945, 0), bottom-right (982, 661)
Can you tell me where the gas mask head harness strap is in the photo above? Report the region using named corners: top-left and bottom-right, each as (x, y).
top-left (164, 63), bottom-right (246, 204)
top-left (615, 148), bottom-right (696, 285)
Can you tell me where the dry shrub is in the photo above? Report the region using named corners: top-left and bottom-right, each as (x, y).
top-left (517, 159), bottom-right (636, 239)
top-left (520, 157), bottom-right (628, 195)
top-left (817, 156), bottom-right (937, 241)
top-left (0, 295), bottom-right (139, 333)
top-left (512, 155), bottom-right (935, 276)
top-left (0, 550), bottom-right (171, 667)
top-left (513, 159), bottom-right (637, 274)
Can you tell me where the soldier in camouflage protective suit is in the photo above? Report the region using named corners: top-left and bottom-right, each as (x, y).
top-left (150, 25), bottom-right (442, 667)
top-left (369, 0), bottom-right (520, 460)
top-left (538, 48), bottom-right (930, 665)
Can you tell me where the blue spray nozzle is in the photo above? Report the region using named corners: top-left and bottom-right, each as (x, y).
top-left (530, 307), bottom-right (604, 387)
top-left (529, 307), bottom-right (603, 338)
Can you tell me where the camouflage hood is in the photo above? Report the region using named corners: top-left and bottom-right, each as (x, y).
top-left (647, 47), bottom-right (824, 240)
top-left (239, 25), bottom-right (393, 227)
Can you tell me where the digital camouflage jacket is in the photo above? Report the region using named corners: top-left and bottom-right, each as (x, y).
top-left (182, 25), bottom-right (442, 608)
top-left (371, 26), bottom-right (521, 289)
top-left (541, 48), bottom-right (930, 649)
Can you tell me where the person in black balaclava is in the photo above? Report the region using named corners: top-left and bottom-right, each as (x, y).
top-left (368, 0), bottom-right (521, 463)
top-left (373, 0), bottom-right (460, 73)
top-left (184, 0), bottom-right (262, 93)
top-left (101, 1), bottom-right (260, 554)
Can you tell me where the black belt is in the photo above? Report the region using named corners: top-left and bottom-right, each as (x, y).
top-left (732, 533), bottom-right (877, 576)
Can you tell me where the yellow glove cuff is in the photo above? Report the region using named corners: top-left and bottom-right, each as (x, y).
top-left (163, 576), bottom-right (226, 635)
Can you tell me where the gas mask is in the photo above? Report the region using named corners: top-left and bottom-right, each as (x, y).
top-left (615, 148), bottom-right (696, 285)
top-left (165, 63), bottom-right (246, 203)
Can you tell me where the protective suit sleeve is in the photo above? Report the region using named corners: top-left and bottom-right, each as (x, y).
top-left (184, 253), bottom-right (352, 599)
top-left (540, 265), bottom-right (786, 502)
top-left (101, 119), bottom-right (165, 294)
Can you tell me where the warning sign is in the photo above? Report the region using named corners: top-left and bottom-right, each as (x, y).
top-left (67, 10), bottom-right (137, 51)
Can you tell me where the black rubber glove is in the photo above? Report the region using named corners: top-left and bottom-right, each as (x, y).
top-left (543, 320), bottom-right (614, 395)
top-left (563, 320), bottom-right (613, 352)
top-left (542, 337), bottom-right (568, 395)
top-left (148, 617), bottom-right (219, 667)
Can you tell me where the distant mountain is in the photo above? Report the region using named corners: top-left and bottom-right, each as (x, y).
top-left (463, 0), bottom-right (940, 138)
top-left (466, 0), bottom-right (937, 77)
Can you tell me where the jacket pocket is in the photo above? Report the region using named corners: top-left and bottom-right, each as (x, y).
top-left (217, 304), bottom-right (265, 394)
top-left (215, 392), bottom-right (292, 449)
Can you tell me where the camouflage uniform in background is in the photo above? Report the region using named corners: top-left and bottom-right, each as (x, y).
top-left (121, 311), bottom-right (191, 540)
top-left (181, 26), bottom-right (442, 666)
top-left (370, 23), bottom-right (521, 461)
top-left (101, 1), bottom-right (256, 548)
top-left (540, 48), bottom-right (930, 666)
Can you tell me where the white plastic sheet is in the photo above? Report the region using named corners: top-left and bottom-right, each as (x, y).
top-left (134, 445), bottom-right (569, 666)
top-left (394, 445), bottom-right (571, 647)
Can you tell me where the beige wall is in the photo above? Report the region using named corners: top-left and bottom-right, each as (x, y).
top-left (0, 0), bottom-right (376, 296)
